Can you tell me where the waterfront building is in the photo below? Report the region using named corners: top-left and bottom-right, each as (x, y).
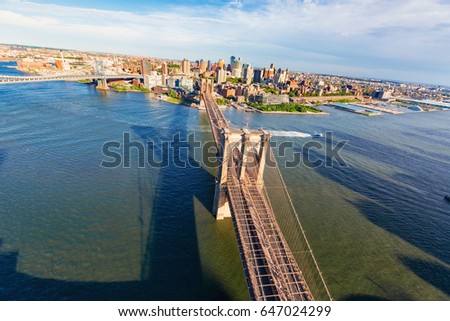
top-left (243, 85), bottom-right (258, 100)
top-left (236, 95), bottom-right (245, 103)
top-left (179, 76), bottom-right (194, 91)
top-left (55, 50), bottom-right (71, 71)
top-left (254, 93), bottom-right (289, 105)
top-left (144, 71), bottom-right (163, 89)
top-left (166, 76), bottom-right (177, 88)
top-left (165, 75), bottom-right (194, 91)
top-left (372, 90), bottom-right (392, 100)
top-left (54, 54), bottom-right (70, 71)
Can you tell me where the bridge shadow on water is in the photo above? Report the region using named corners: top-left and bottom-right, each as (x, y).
top-left (131, 122), bottom-right (228, 300)
top-left (285, 133), bottom-right (450, 299)
top-left (0, 148), bottom-right (7, 167)
top-left (295, 136), bottom-right (450, 267)
top-left (0, 109), bottom-right (233, 300)
top-left (340, 294), bottom-right (391, 301)
top-left (398, 255), bottom-right (450, 298)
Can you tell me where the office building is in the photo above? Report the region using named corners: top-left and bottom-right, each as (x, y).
top-left (243, 65), bottom-right (254, 84)
top-left (144, 71), bottom-right (163, 89)
top-left (141, 59), bottom-right (152, 75)
top-left (199, 60), bottom-right (208, 73)
top-left (254, 93), bottom-right (289, 105)
top-left (253, 69), bottom-right (263, 83)
top-left (215, 68), bottom-right (227, 84)
top-left (181, 58), bottom-right (190, 74)
top-left (161, 62), bottom-right (168, 75)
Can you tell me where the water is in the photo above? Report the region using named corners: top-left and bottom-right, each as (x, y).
top-left (1, 62), bottom-right (449, 300)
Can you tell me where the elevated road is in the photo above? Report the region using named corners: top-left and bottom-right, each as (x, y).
top-left (0, 74), bottom-right (143, 84)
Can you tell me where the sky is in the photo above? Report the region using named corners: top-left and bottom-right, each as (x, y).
top-left (0, 0), bottom-right (449, 85)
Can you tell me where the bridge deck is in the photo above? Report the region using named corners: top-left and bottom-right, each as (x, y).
top-left (0, 74), bottom-right (143, 84)
top-left (203, 93), bottom-right (315, 301)
top-left (202, 94), bottom-right (229, 149)
top-left (227, 162), bottom-right (313, 300)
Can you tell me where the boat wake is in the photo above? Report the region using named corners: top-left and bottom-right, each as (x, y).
top-left (270, 130), bottom-right (312, 138)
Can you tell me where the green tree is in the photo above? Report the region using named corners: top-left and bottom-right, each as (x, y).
top-left (168, 89), bottom-right (178, 98)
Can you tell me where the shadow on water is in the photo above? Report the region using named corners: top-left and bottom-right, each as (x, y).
top-left (0, 249), bottom-right (228, 300)
top-left (0, 149), bottom-right (6, 166)
top-left (335, 132), bottom-right (450, 173)
top-left (0, 107), bottom-right (232, 300)
top-left (340, 294), bottom-right (390, 301)
top-left (294, 139), bottom-right (450, 266)
top-left (398, 255), bottom-right (450, 298)
top-left (131, 123), bottom-right (225, 300)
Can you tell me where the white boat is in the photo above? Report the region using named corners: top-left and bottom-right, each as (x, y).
top-left (312, 131), bottom-right (323, 138)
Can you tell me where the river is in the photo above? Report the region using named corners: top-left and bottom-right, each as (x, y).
top-left (1, 62), bottom-right (449, 300)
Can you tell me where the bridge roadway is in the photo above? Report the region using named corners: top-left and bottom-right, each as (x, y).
top-left (203, 93), bottom-right (313, 301)
top-left (0, 74), bottom-right (143, 84)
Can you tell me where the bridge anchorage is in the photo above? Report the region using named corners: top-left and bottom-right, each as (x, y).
top-left (201, 81), bottom-right (332, 301)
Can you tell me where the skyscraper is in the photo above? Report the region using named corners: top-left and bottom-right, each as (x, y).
top-left (215, 68), bottom-right (227, 84)
top-left (232, 68), bottom-right (242, 78)
top-left (230, 56), bottom-right (236, 68)
top-left (233, 59), bottom-right (242, 71)
top-left (217, 59), bottom-right (225, 69)
top-left (243, 66), bottom-right (254, 84)
top-left (268, 67), bottom-right (275, 79)
top-left (253, 69), bottom-right (263, 83)
top-left (141, 59), bottom-right (152, 75)
top-left (274, 68), bottom-right (288, 84)
top-left (199, 60), bottom-right (208, 73)
top-left (161, 62), bottom-right (168, 75)
top-left (181, 58), bottom-right (190, 74)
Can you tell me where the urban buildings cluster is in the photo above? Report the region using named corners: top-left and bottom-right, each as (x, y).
top-left (1, 44), bottom-right (449, 105)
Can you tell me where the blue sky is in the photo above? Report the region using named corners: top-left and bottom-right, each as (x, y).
top-left (1, 0), bottom-right (449, 85)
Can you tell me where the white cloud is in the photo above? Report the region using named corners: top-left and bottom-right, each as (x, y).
top-left (1, 0), bottom-right (449, 84)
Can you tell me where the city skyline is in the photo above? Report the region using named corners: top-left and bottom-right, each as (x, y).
top-left (0, 0), bottom-right (449, 86)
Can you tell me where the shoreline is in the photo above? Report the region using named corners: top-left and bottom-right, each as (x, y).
top-left (75, 81), bottom-right (196, 109)
top-left (255, 110), bottom-right (329, 115)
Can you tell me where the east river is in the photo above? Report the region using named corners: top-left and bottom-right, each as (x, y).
top-left (1, 62), bottom-right (449, 300)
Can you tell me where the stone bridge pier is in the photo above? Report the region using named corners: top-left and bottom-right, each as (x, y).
top-left (214, 128), bottom-right (271, 220)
